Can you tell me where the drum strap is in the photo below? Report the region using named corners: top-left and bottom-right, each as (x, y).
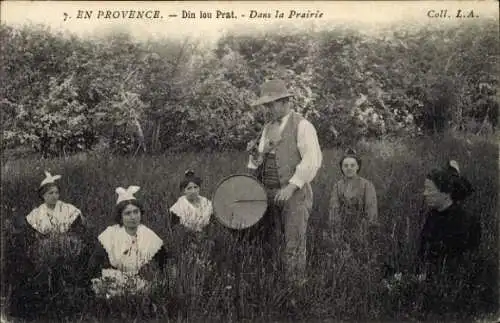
top-left (262, 153), bottom-right (281, 189)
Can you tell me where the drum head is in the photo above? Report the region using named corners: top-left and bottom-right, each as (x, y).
top-left (212, 174), bottom-right (268, 230)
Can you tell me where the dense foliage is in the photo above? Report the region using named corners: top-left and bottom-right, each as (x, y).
top-left (1, 20), bottom-right (498, 156)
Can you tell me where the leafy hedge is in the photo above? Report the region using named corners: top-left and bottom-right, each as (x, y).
top-left (1, 20), bottom-right (498, 155)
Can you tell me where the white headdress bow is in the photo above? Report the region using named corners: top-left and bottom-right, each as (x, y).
top-left (115, 186), bottom-right (140, 204)
top-left (449, 160), bottom-right (460, 174)
top-left (40, 171), bottom-right (62, 187)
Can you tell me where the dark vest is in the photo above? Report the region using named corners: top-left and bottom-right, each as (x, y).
top-left (257, 112), bottom-right (303, 187)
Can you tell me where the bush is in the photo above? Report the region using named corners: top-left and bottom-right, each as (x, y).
top-left (1, 20), bottom-right (498, 155)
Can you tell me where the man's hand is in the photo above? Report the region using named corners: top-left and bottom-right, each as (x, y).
top-left (246, 139), bottom-right (259, 154)
top-left (274, 183), bottom-right (298, 205)
top-left (249, 153), bottom-right (263, 168)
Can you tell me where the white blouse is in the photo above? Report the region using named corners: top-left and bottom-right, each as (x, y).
top-left (26, 200), bottom-right (82, 235)
top-left (97, 224), bottom-right (163, 275)
top-left (91, 224), bottom-right (164, 297)
top-left (169, 195), bottom-right (213, 232)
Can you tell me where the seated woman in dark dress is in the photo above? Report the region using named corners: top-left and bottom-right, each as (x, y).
top-left (87, 185), bottom-right (174, 297)
top-left (418, 160), bottom-right (480, 315)
top-left (7, 171), bottom-right (92, 319)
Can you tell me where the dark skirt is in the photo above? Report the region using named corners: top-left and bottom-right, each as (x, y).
top-left (6, 216), bottom-right (94, 320)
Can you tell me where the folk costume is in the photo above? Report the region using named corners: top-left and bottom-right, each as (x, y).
top-left (170, 195), bottom-right (213, 233)
top-left (168, 171), bottom-right (219, 289)
top-left (247, 79), bottom-right (322, 283)
top-left (87, 186), bottom-right (170, 297)
top-left (7, 171), bottom-right (91, 319)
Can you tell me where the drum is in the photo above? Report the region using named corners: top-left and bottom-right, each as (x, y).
top-left (212, 174), bottom-right (268, 230)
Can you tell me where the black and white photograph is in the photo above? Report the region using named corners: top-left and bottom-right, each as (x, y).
top-left (1, 1), bottom-right (498, 322)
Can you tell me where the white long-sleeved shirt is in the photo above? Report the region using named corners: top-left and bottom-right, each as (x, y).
top-left (247, 111), bottom-right (322, 189)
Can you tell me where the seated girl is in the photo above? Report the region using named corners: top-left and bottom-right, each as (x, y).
top-left (170, 170), bottom-right (213, 233)
top-left (7, 171), bottom-right (91, 319)
top-left (169, 170), bottom-right (218, 271)
top-left (328, 148), bottom-right (379, 237)
top-left (87, 186), bottom-right (173, 297)
top-left (326, 148), bottom-right (383, 282)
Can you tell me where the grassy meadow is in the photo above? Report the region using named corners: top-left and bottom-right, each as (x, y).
top-left (1, 134), bottom-right (498, 322)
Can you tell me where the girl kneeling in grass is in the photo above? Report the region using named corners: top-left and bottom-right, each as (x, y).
top-left (168, 170), bottom-right (220, 295)
top-left (87, 186), bottom-right (174, 298)
top-left (170, 170), bottom-right (213, 235)
top-left (169, 170), bottom-right (216, 263)
top-left (326, 149), bottom-right (383, 284)
top-left (328, 148), bottom-right (379, 241)
top-left (7, 171), bottom-right (92, 320)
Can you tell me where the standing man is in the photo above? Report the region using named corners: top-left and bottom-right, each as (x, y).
top-left (247, 79), bottom-right (322, 285)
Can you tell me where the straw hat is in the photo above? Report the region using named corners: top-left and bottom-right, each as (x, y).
top-left (250, 79), bottom-right (293, 106)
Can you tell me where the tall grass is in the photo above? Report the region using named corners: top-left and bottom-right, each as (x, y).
top-left (1, 134), bottom-right (498, 322)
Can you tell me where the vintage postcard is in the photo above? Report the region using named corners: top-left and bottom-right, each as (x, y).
top-left (1, 1), bottom-right (498, 322)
